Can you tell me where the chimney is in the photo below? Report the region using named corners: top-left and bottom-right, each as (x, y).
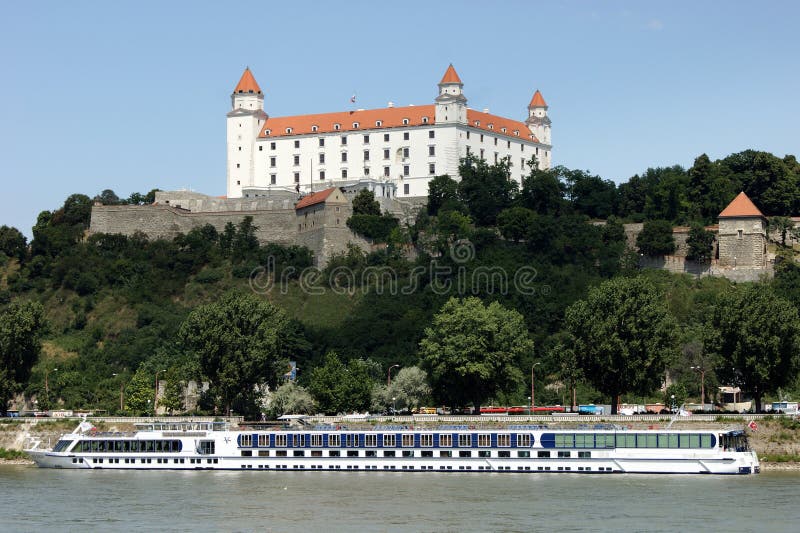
top-left (387, 101), bottom-right (394, 108)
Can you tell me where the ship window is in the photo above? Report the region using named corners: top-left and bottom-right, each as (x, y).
top-left (643, 434), bottom-right (658, 448)
top-left (293, 450), bottom-right (305, 457)
top-left (328, 450), bottom-right (340, 457)
top-left (293, 434), bottom-right (305, 447)
top-left (459, 451), bottom-right (471, 458)
top-left (346, 434), bottom-right (359, 447)
top-left (439, 434), bottom-right (452, 447)
top-left (689, 434), bottom-right (701, 448)
top-left (364, 434), bottom-right (377, 447)
top-left (517, 434), bottom-right (533, 447)
top-left (574, 434), bottom-right (591, 448)
top-left (198, 441), bottom-right (215, 455)
top-left (479, 450), bottom-right (491, 458)
top-left (275, 450), bottom-right (287, 457)
top-left (701, 434), bottom-right (712, 448)
top-left (538, 451), bottom-right (550, 458)
top-left (421, 450), bottom-right (433, 457)
top-left (595, 434), bottom-right (615, 448)
top-left (419, 434), bottom-right (433, 447)
top-left (402, 434), bottom-right (415, 447)
top-left (439, 450), bottom-right (452, 457)
top-left (383, 434), bottom-right (396, 447)
top-left (478, 434), bottom-right (491, 447)
top-left (517, 451), bottom-right (531, 458)
top-left (403, 450), bottom-right (414, 457)
top-left (258, 434), bottom-right (268, 447)
top-left (275, 434), bottom-right (287, 447)
top-left (239, 434), bottom-right (252, 447)
top-left (347, 450), bottom-right (359, 457)
top-left (383, 450), bottom-right (395, 457)
top-left (259, 450), bottom-right (269, 457)
top-left (497, 434), bottom-right (510, 447)
top-left (498, 451), bottom-right (511, 458)
top-left (578, 451), bottom-right (591, 458)
top-left (328, 434), bottom-right (341, 447)
top-left (458, 434), bottom-right (471, 447)
top-left (365, 450), bottom-right (377, 457)
top-left (241, 450), bottom-right (252, 457)
top-left (558, 451), bottom-right (571, 458)
top-left (310, 434), bottom-right (323, 447)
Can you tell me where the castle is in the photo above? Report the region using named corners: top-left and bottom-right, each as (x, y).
top-left (90, 65), bottom-right (553, 265)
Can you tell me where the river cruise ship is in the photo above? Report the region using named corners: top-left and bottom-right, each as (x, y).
top-left (26, 419), bottom-right (759, 474)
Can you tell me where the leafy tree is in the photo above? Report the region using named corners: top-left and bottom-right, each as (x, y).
top-left (346, 214), bottom-right (399, 242)
top-left (0, 301), bottom-right (45, 415)
top-left (769, 216), bottom-right (794, 247)
top-left (560, 167), bottom-right (616, 219)
top-left (706, 284), bottom-right (800, 412)
top-left (267, 381), bottom-right (316, 418)
top-left (308, 351), bottom-right (373, 414)
top-left (371, 366), bottom-right (431, 413)
top-left (231, 216), bottom-right (260, 261)
top-left (636, 219), bottom-right (676, 256)
top-left (427, 175), bottom-right (461, 215)
top-left (565, 276), bottom-right (678, 413)
top-left (420, 297), bottom-right (531, 413)
top-left (457, 155), bottom-right (517, 226)
top-left (518, 159), bottom-right (565, 216)
top-left (95, 189), bottom-right (121, 205)
top-left (0, 226), bottom-right (27, 261)
top-left (497, 207), bottom-right (537, 242)
top-left (179, 292), bottom-right (291, 416)
top-left (59, 194), bottom-right (93, 227)
top-left (352, 189), bottom-right (382, 216)
top-left (124, 367), bottom-right (155, 415)
top-left (686, 224), bottom-right (715, 263)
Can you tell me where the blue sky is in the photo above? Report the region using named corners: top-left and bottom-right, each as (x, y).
top-left (1, 1), bottom-right (798, 236)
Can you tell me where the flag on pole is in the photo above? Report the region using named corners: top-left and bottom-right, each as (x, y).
top-left (748, 420), bottom-right (758, 431)
top-left (679, 409), bottom-right (691, 417)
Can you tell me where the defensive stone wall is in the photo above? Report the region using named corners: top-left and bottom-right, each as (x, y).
top-left (718, 217), bottom-right (768, 268)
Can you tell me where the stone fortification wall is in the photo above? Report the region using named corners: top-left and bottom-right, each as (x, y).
top-left (155, 190), bottom-right (297, 213)
top-left (90, 204), bottom-right (297, 245)
top-left (717, 218), bottom-right (767, 268)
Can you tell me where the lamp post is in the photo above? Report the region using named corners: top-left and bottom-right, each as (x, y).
top-left (691, 366), bottom-right (706, 410)
top-left (154, 369), bottom-right (166, 415)
top-left (112, 373), bottom-right (125, 412)
top-left (528, 396), bottom-right (532, 416)
top-left (387, 364), bottom-right (400, 387)
top-left (392, 396), bottom-right (397, 415)
top-left (531, 362), bottom-right (541, 414)
top-left (45, 367), bottom-right (57, 395)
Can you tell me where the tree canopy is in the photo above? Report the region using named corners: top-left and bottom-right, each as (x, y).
top-left (0, 301), bottom-right (45, 415)
top-left (636, 219), bottom-right (676, 256)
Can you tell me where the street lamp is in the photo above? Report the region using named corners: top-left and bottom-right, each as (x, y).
top-left (45, 367), bottom-right (58, 395)
top-left (691, 366), bottom-right (706, 410)
top-left (154, 369), bottom-right (166, 415)
top-left (528, 396), bottom-right (532, 416)
top-left (113, 373), bottom-right (125, 413)
top-left (387, 364), bottom-right (400, 387)
top-left (531, 362), bottom-right (541, 414)
top-left (392, 397), bottom-right (397, 415)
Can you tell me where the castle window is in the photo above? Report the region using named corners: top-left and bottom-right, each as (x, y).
top-left (363, 134), bottom-right (370, 144)
top-left (402, 147), bottom-right (410, 158)
top-left (521, 158), bottom-right (525, 169)
top-left (494, 152), bottom-right (498, 163)
top-left (353, 122), bottom-right (359, 129)
top-left (319, 153), bottom-right (325, 164)
top-left (384, 133), bottom-right (390, 142)
top-left (294, 155), bottom-right (300, 166)
top-left (341, 169), bottom-right (348, 179)
top-left (236, 180), bottom-right (240, 185)
top-left (312, 125), bottom-right (318, 132)
top-left (319, 138), bottom-right (325, 147)
top-left (236, 163), bottom-right (240, 168)
top-left (480, 149), bottom-right (484, 159)
top-left (341, 152), bottom-right (347, 162)
top-left (341, 136), bottom-right (347, 146)
top-left (507, 140), bottom-right (511, 148)
top-left (364, 150), bottom-right (370, 161)
top-left (494, 137), bottom-right (498, 146)
top-left (403, 165), bottom-right (409, 176)
top-left (270, 157), bottom-right (276, 167)
top-left (270, 174), bottom-right (276, 185)
top-left (238, 146), bottom-right (241, 151)
top-left (402, 118), bottom-right (409, 125)
top-left (383, 149), bottom-right (390, 159)
top-left (376, 120), bottom-right (383, 127)
top-left (422, 117), bottom-right (429, 124)
top-left (258, 146), bottom-right (263, 151)
top-left (320, 170), bottom-right (326, 180)
top-left (334, 123), bottom-right (341, 130)
top-left (466, 131), bottom-right (470, 140)
top-left (403, 132), bottom-right (410, 141)
top-left (429, 130), bottom-right (435, 139)
top-left (404, 183), bottom-right (409, 195)
top-left (294, 172), bottom-right (300, 183)
top-left (429, 146), bottom-right (435, 156)
top-left (271, 142), bottom-right (276, 150)
top-left (294, 140), bottom-right (300, 149)
top-left (384, 166), bottom-right (390, 177)
top-left (738, 229), bottom-right (743, 239)
top-left (429, 163), bottom-right (435, 175)
top-left (364, 167), bottom-right (370, 176)
top-left (480, 134), bottom-right (484, 142)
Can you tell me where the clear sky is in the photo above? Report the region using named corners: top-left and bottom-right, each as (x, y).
top-left (1, 1), bottom-right (798, 236)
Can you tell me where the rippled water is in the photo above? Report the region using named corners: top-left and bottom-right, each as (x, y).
top-left (1, 466), bottom-right (798, 532)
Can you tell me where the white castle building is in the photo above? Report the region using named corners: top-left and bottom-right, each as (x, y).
top-left (226, 65), bottom-right (552, 200)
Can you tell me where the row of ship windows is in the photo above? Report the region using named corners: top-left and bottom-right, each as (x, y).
top-left (83, 458), bottom-right (219, 465)
top-left (239, 434), bottom-right (532, 448)
top-left (240, 449), bottom-right (585, 459)
top-left (543, 433), bottom-right (716, 449)
top-left (240, 465), bottom-right (603, 472)
top-left (74, 440), bottom-right (183, 453)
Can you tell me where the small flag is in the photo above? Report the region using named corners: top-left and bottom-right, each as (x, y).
top-left (748, 420), bottom-right (758, 431)
top-left (350, 94), bottom-right (356, 103)
top-left (679, 409), bottom-right (691, 417)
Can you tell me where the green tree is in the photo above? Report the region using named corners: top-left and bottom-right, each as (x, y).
top-left (124, 367), bottom-right (155, 415)
top-left (636, 220), bottom-right (676, 256)
top-left (497, 207), bottom-right (537, 242)
top-left (371, 366), bottom-right (431, 413)
top-left (686, 224), bottom-right (715, 262)
top-left (706, 284), bottom-right (800, 412)
top-left (565, 276), bottom-right (678, 414)
top-left (0, 301), bottom-right (45, 415)
top-left (95, 189), bottom-right (121, 205)
top-left (457, 155), bottom-right (518, 226)
top-left (420, 297), bottom-right (531, 413)
top-left (427, 175), bottom-right (461, 215)
top-left (179, 292), bottom-right (291, 416)
top-left (519, 160), bottom-right (565, 216)
top-left (267, 381), bottom-right (316, 418)
top-left (308, 351), bottom-right (374, 414)
top-left (352, 189), bottom-right (382, 216)
top-left (0, 226), bottom-right (27, 261)
top-left (769, 216), bottom-right (794, 247)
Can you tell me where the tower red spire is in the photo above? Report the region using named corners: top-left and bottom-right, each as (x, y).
top-left (233, 67), bottom-right (262, 94)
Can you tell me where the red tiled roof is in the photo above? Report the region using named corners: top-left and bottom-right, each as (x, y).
top-left (719, 192), bottom-right (765, 218)
top-left (295, 188), bottom-right (337, 210)
top-left (259, 104), bottom-right (539, 143)
top-left (529, 90), bottom-right (547, 107)
top-left (439, 64), bottom-right (462, 84)
top-left (234, 68), bottom-right (262, 95)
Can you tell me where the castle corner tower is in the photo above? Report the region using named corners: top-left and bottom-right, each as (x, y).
top-left (435, 64), bottom-right (467, 124)
top-left (717, 191), bottom-right (767, 268)
top-left (227, 68), bottom-right (267, 198)
top-left (525, 90), bottom-right (551, 166)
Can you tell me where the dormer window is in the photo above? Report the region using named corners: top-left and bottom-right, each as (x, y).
top-left (353, 122), bottom-right (359, 129)
top-left (402, 118), bottom-right (409, 125)
top-left (474, 120), bottom-right (480, 126)
top-left (488, 124), bottom-right (494, 130)
top-left (285, 127), bottom-right (293, 134)
top-left (501, 127), bottom-right (507, 133)
top-left (422, 117), bottom-right (429, 123)
top-left (513, 130), bottom-right (519, 136)
top-left (334, 123), bottom-right (341, 130)
top-left (311, 125), bottom-right (318, 132)
top-left (376, 120), bottom-right (383, 127)
top-left (265, 129), bottom-right (271, 135)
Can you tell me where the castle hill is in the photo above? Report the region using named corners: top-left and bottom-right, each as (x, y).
top-left (3, 65), bottom-right (800, 469)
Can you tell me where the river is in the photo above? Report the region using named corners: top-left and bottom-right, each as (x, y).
top-left (1, 466), bottom-right (797, 532)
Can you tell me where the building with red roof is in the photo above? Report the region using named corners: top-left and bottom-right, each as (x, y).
top-left (717, 191), bottom-right (768, 268)
top-left (226, 65), bottom-right (552, 199)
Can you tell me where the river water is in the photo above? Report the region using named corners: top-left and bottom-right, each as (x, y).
top-left (1, 466), bottom-right (798, 532)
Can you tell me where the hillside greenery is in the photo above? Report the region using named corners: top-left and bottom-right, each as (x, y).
top-left (1, 149), bottom-right (800, 418)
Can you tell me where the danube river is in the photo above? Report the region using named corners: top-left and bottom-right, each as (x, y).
top-left (1, 466), bottom-right (798, 532)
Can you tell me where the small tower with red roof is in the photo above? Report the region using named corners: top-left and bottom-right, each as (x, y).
top-left (525, 90), bottom-right (551, 149)
top-left (717, 191), bottom-right (768, 268)
top-left (227, 68), bottom-right (268, 198)
top-left (435, 64), bottom-right (467, 124)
